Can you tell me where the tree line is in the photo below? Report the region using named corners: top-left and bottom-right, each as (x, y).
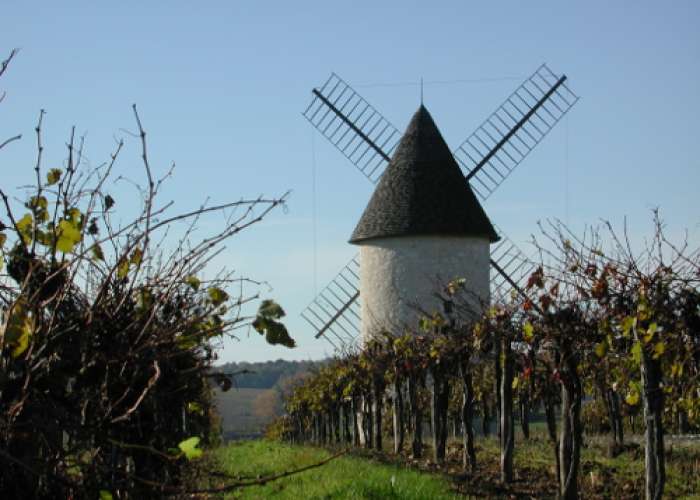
top-left (215, 359), bottom-right (322, 389)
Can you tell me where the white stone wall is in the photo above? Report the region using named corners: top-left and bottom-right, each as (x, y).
top-left (358, 235), bottom-right (490, 343)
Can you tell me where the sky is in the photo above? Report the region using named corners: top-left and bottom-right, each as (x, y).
top-left (1, 1), bottom-right (698, 363)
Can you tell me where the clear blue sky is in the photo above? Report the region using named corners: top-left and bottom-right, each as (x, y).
top-left (2, 1), bottom-right (698, 363)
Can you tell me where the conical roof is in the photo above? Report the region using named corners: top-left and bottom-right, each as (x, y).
top-left (350, 105), bottom-right (499, 244)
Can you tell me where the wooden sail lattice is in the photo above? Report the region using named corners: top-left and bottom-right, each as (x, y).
top-left (300, 256), bottom-right (361, 351)
top-left (303, 72), bottom-right (398, 184)
top-left (454, 63), bottom-right (579, 200)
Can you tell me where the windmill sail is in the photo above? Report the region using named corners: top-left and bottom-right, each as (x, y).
top-left (300, 256), bottom-right (361, 350)
top-left (490, 226), bottom-right (537, 303)
top-left (302, 65), bottom-right (577, 347)
top-left (303, 73), bottom-right (400, 184)
top-left (453, 63), bottom-right (579, 200)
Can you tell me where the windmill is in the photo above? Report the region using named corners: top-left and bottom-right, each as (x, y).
top-left (302, 64), bottom-right (578, 350)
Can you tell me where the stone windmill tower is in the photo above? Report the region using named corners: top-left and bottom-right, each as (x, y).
top-left (301, 65), bottom-right (578, 350)
top-left (349, 105), bottom-right (499, 342)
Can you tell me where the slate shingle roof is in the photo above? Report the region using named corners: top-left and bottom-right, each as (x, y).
top-left (349, 105), bottom-right (499, 244)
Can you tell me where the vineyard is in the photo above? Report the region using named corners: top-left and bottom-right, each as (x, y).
top-left (272, 218), bottom-right (700, 499)
top-left (2, 22), bottom-right (699, 499)
top-left (0, 49), bottom-right (295, 498)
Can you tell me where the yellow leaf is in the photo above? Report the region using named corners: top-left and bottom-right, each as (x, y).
top-left (643, 323), bottom-right (658, 344)
top-left (16, 213), bottom-right (33, 245)
top-left (117, 258), bottom-right (129, 279)
top-left (137, 288), bottom-right (152, 311)
top-left (620, 316), bottom-right (635, 337)
top-left (594, 341), bottom-right (608, 358)
top-left (30, 196), bottom-right (47, 208)
top-left (57, 219), bottom-right (81, 253)
top-left (2, 299), bottom-right (34, 358)
top-left (67, 208), bottom-right (82, 226)
top-left (631, 341), bottom-right (642, 364)
top-left (46, 168), bottom-right (62, 186)
top-left (36, 229), bottom-right (55, 247)
top-left (185, 275), bottom-right (201, 291)
top-left (512, 376), bottom-right (519, 389)
top-left (625, 391), bottom-right (640, 406)
top-left (637, 300), bottom-right (650, 321)
top-left (652, 342), bottom-right (665, 360)
top-left (187, 402), bottom-right (204, 416)
top-left (177, 436), bottom-right (203, 460)
top-left (130, 247), bottom-right (143, 266)
top-left (208, 287), bottom-right (228, 307)
top-left (523, 321), bottom-right (534, 342)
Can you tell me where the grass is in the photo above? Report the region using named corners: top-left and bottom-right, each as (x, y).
top-left (454, 432), bottom-right (700, 499)
top-left (207, 440), bottom-right (460, 499)
top-left (204, 433), bottom-right (700, 499)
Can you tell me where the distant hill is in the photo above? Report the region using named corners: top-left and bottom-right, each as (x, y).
top-left (212, 359), bottom-right (326, 440)
top-left (214, 359), bottom-right (324, 389)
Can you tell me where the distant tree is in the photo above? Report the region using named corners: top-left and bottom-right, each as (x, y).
top-left (253, 389), bottom-right (283, 422)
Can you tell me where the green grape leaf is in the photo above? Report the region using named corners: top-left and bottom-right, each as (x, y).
top-left (252, 316), bottom-right (296, 348)
top-left (91, 244), bottom-right (105, 261)
top-left (177, 436), bottom-right (203, 460)
top-left (252, 300), bottom-right (295, 348)
top-left (185, 275), bottom-right (200, 291)
top-left (258, 299), bottom-right (285, 319)
top-left (99, 491), bottom-right (113, 500)
top-left (208, 287), bottom-right (229, 306)
top-left (46, 168), bottom-right (63, 185)
top-left (104, 195), bottom-right (115, 210)
top-left (57, 219), bottom-right (82, 253)
top-left (87, 218), bottom-right (99, 236)
top-left (187, 402), bottom-right (204, 416)
top-left (419, 316), bottom-right (431, 332)
top-left (176, 334), bottom-right (198, 350)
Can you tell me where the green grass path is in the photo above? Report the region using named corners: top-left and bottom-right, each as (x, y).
top-left (210, 440), bottom-right (460, 499)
